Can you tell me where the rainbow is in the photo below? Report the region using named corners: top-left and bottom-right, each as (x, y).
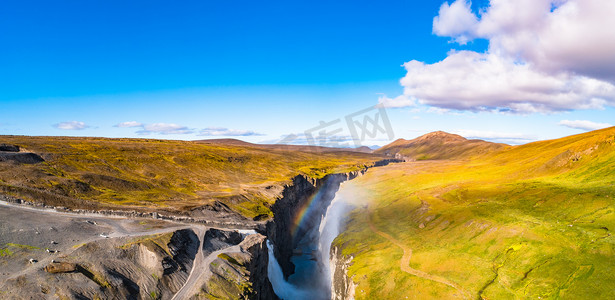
top-left (290, 184), bottom-right (328, 238)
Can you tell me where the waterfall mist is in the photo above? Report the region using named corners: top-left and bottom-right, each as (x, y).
top-left (267, 183), bottom-right (356, 300)
top-left (318, 194), bottom-right (354, 291)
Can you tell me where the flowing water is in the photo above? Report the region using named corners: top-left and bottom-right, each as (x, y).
top-left (267, 184), bottom-right (355, 300)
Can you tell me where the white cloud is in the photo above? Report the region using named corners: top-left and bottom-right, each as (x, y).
top-left (558, 120), bottom-right (612, 131)
top-left (377, 95), bottom-right (416, 108)
top-left (453, 129), bottom-right (537, 144)
top-left (198, 127), bottom-right (264, 137)
top-left (53, 121), bottom-right (90, 130)
top-left (426, 107), bottom-right (451, 114)
top-left (136, 123), bottom-right (193, 135)
top-left (115, 121), bottom-right (143, 128)
top-left (474, 0), bottom-right (615, 82)
top-left (433, 0), bottom-right (478, 44)
top-left (262, 132), bottom-right (393, 148)
top-left (385, 0), bottom-right (615, 112)
top-left (400, 51), bottom-right (614, 113)
top-left (116, 122), bottom-right (262, 136)
top-left (273, 133), bottom-right (353, 146)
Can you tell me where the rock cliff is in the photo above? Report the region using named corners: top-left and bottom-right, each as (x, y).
top-left (265, 159), bottom-right (400, 280)
top-left (330, 245), bottom-right (356, 300)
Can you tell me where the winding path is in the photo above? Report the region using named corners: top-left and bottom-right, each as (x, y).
top-left (1, 200), bottom-right (251, 300)
top-left (367, 206), bottom-right (470, 299)
top-left (171, 227), bottom-right (206, 300)
top-left (172, 243), bottom-right (242, 300)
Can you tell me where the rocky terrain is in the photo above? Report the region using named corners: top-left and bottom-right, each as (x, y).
top-left (0, 150), bottom-right (399, 300)
top-left (0, 199), bottom-right (274, 299)
top-left (0, 143), bottom-right (45, 164)
top-left (330, 245), bottom-right (355, 300)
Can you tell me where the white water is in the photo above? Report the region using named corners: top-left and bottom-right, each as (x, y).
top-left (267, 184), bottom-right (355, 300)
top-left (318, 193), bottom-right (354, 289)
top-left (267, 240), bottom-right (312, 300)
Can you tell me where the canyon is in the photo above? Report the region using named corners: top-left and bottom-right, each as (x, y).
top-left (3, 127), bottom-right (614, 299)
top-left (0, 153), bottom-right (399, 299)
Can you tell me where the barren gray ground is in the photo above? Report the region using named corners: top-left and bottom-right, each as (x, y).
top-left (0, 201), bottom-right (252, 299)
top-left (0, 201), bottom-right (185, 282)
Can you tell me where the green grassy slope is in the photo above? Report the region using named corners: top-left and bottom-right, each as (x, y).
top-left (0, 136), bottom-right (384, 219)
top-left (336, 127), bottom-right (615, 299)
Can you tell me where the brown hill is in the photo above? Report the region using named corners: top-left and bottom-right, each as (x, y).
top-left (0, 136), bottom-right (386, 220)
top-left (375, 131), bottom-right (508, 161)
top-left (195, 138), bottom-right (373, 153)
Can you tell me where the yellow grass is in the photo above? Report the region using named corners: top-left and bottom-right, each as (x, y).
top-left (0, 135), bottom-right (384, 218)
top-left (336, 127), bottom-right (615, 299)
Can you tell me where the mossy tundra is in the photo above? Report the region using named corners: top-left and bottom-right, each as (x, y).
top-left (0, 136), bottom-right (384, 219)
top-left (335, 127), bottom-right (615, 299)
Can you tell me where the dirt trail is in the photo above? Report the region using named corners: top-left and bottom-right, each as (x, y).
top-left (1, 200), bottom-right (250, 300)
top-left (172, 242), bottom-right (242, 300)
top-left (367, 206), bottom-right (470, 299)
top-left (171, 226), bottom-right (205, 300)
top-left (6, 224), bottom-right (190, 281)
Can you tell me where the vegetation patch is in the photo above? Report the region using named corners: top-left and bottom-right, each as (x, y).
top-left (0, 136), bottom-right (385, 218)
top-left (217, 253), bottom-right (241, 266)
top-left (335, 127), bottom-right (615, 299)
top-left (0, 248), bottom-right (13, 257)
top-left (5, 243), bottom-right (39, 250)
top-left (120, 233), bottom-right (173, 256)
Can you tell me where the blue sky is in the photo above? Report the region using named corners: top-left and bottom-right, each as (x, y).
top-left (1, 0), bottom-right (613, 146)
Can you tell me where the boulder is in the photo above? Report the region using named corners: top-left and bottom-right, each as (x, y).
top-left (0, 144), bottom-right (20, 152)
top-left (44, 262), bottom-right (77, 273)
top-left (0, 153), bottom-right (44, 164)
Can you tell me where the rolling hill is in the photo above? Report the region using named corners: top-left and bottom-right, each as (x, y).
top-left (375, 131), bottom-right (508, 161)
top-left (0, 136), bottom-right (386, 220)
top-left (196, 138), bottom-right (375, 153)
top-left (334, 127), bottom-right (615, 299)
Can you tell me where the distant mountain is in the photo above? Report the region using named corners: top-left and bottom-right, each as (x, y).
top-left (375, 131), bottom-right (507, 161)
top-left (354, 146), bottom-right (374, 153)
top-left (195, 138), bottom-right (375, 153)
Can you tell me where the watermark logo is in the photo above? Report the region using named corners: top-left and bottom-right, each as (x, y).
top-left (279, 104), bottom-right (395, 148)
top-left (224, 105), bottom-right (395, 204)
top-left (345, 105), bottom-right (394, 147)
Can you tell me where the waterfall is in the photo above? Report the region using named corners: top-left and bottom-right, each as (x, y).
top-left (267, 240), bottom-right (311, 300)
top-left (267, 183), bottom-right (355, 300)
top-left (318, 192), bottom-right (354, 290)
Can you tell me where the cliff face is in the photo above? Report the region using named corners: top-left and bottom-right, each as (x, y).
top-left (195, 233), bottom-right (276, 300)
top-left (265, 159), bottom-right (401, 280)
top-left (265, 171), bottom-right (363, 278)
top-left (330, 245), bottom-right (356, 300)
top-left (241, 234), bottom-right (276, 300)
top-left (0, 158), bottom-right (399, 300)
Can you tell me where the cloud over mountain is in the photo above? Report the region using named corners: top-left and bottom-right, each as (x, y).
top-left (198, 127), bottom-right (264, 137)
top-left (114, 122), bottom-right (263, 137)
top-left (136, 123), bottom-right (194, 135)
top-left (558, 120), bottom-right (613, 131)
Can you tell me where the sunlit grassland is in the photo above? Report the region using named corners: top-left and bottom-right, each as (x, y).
top-left (0, 136), bottom-right (383, 218)
top-left (335, 127), bottom-right (615, 299)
